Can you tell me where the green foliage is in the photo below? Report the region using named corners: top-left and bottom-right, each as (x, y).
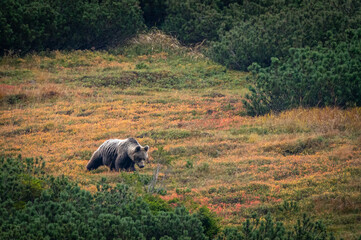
top-left (2, 0), bottom-right (361, 69)
top-left (209, 20), bottom-right (274, 71)
top-left (185, 159), bottom-right (193, 169)
top-left (217, 213), bottom-right (337, 240)
top-left (209, 0), bottom-right (361, 70)
top-left (162, 0), bottom-right (224, 43)
top-left (0, 155), bottom-right (46, 210)
top-left (279, 201), bottom-right (299, 213)
top-left (0, 155), bottom-right (208, 240)
top-left (144, 194), bottom-right (172, 213)
top-left (136, 62), bottom-right (150, 69)
top-left (0, 0), bottom-right (144, 53)
top-left (160, 0), bottom-right (293, 45)
top-left (140, 0), bottom-right (167, 27)
top-left (0, 0), bottom-right (57, 53)
top-left (243, 28), bottom-right (361, 116)
top-left (119, 171), bottom-right (152, 189)
top-left (195, 206), bottom-right (220, 239)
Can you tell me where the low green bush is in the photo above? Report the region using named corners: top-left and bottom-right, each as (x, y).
top-left (1, 0), bottom-right (144, 53)
top-left (243, 28), bottom-right (361, 116)
top-left (195, 206), bottom-right (220, 239)
top-left (0, 155), bottom-right (207, 240)
top-left (208, 0), bottom-right (361, 71)
top-left (162, 0), bottom-right (223, 44)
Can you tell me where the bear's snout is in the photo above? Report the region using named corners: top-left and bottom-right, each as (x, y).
top-left (137, 160), bottom-right (145, 168)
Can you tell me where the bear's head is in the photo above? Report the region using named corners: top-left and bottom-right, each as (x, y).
top-left (131, 145), bottom-right (149, 168)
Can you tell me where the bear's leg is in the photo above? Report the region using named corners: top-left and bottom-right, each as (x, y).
top-left (128, 164), bottom-right (136, 172)
top-left (109, 161), bottom-right (116, 171)
top-left (115, 154), bottom-right (127, 172)
top-left (86, 150), bottom-right (103, 171)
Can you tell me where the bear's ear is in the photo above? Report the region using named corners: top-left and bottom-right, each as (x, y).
top-left (135, 146), bottom-right (141, 152)
top-left (144, 145), bottom-right (149, 151)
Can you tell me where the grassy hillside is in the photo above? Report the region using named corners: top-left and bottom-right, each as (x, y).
top-left (1, 33), bottom-right (360, 239)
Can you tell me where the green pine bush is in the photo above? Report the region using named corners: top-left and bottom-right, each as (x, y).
top-left (208, 0), bottom-right (361, 70)
top-left (161, 0), bottom-right (224, 44)
top-left (0, 155), bottom-right (207, 240)
top-left (243, 28), bottom-right (361, 116)
top-left (0, 0), bottom-right (145, 53)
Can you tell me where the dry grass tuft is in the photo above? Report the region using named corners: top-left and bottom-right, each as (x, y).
top-left (0, 83), bottom-right (69, 106)
top-left (257, 107), bottom-right (361, 134)
top-left (127, 30), bottom-right (185, 52)
top-left (123, 30), bottom-right (204, 59)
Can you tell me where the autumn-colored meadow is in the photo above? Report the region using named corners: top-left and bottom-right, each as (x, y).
top-left (1, 33), bottom-right (360, 239)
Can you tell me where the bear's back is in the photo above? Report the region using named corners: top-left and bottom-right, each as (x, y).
top-left (98, 139), bottom-right (120, 159)
top-left (99, 138), bottom-right (139, 155)
top-left (102, 138), bottom-right (138, 147)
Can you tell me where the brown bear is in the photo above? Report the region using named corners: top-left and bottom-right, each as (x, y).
top-left (86, 138), bottom-right (149, 172)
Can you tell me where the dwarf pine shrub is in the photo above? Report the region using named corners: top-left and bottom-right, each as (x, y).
top-left (0, 155), bottom-right (207, 240)
top-left (243, 28), bottom-right (361, 116)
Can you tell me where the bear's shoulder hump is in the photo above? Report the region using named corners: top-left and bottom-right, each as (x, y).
top-left (126, 137), bottom-right (139, 144)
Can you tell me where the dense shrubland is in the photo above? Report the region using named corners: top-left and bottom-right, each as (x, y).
top-left (243, 28), bottom-right (361, 116)
top-left (3, 0), bottom-right (361, 60)
top-left (0, 0), bottom-right (144, 52)
top-left (0, 155), bottom-right (208, 239)
top-left (207, 0), bottom-right (361, 70)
